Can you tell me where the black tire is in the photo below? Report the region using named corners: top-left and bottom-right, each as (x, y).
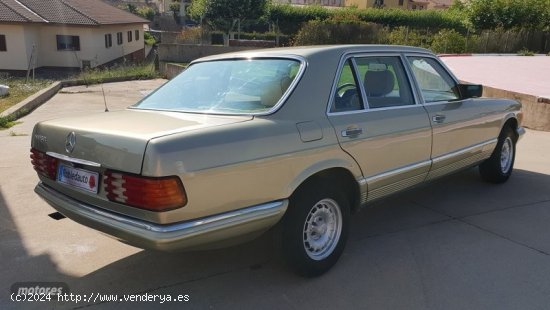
top-left (280, 181), bottom-right (350, 277)
top-left (479, 127), bottom-right (516, 183)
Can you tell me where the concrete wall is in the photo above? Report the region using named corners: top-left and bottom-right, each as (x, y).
top-left (0, 23), bottom-right (146, 70)
top-left (160, 62), bottom-right (187, 79)
top-left (482, 86), bottom-right (550, 132)
top-left (0, 25), bottom-right (30, 71)
top-left (158, 44), bottom-right (260, 63)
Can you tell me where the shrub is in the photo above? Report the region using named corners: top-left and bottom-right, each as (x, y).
top-left (0, 115), bottom-right (14, 128)
top-left (270, 4), bottom-right (466, 36)
top-left (270, 4), bottom-right (332, 35)
top-left (144, 32), bottom-right (156, 45)
top-left (293, 19), bottom-right (387, 45)
top-left (517, 48), bottom-right (535, 56)
top-left (430, 29), bottom-right (467, 53)
top-left (387, 26), bottom-right (431, 48)
top-left (467, 0), bottom-right (549, 31)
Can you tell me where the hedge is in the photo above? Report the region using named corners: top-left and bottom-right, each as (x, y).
top-left (269, 5), bottom-right (466, 35)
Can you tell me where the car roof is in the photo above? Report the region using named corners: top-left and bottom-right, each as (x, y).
top-left (192, 45), bottom-right (434, 63)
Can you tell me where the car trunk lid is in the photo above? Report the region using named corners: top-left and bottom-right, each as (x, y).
top-left (32, 109), bottom-right (252, 174)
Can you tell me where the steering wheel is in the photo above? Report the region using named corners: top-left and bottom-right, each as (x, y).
top-left (336, 83), bottom-right (357, 95)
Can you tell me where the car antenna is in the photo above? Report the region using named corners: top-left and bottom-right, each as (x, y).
top-left (101, 84), bottom-right (109, 112)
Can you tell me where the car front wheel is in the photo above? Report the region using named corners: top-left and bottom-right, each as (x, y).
top-left (479, 127), bottom-right (516, 183)
top-left (280, 181), bottom-right (350, 277)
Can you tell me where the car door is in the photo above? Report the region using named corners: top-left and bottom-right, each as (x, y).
top-left (327, 54), bottom-right (432, 202)
top-left (405, 55), bottom-right (501, 180)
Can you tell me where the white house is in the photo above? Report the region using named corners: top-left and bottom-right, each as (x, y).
top-left (0, 0), bottom-right (149, 71)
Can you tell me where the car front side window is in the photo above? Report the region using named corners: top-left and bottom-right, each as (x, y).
top-left (407, 57), bottom-right (460, 103)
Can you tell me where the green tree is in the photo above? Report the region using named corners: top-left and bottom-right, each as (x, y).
top-left (467, 0), bottom-right (549, 30)
top-left (137, 7), bottom-right (156, 21)
top-left (169, 2), bottom-right (181, 15)
top-left (188, 0), bottom-right (268, 35)
top-left (126, 3), bottom-right (137, 14)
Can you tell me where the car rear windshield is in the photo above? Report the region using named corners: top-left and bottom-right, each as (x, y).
top-left (133, 58), bottom-right (302, 114)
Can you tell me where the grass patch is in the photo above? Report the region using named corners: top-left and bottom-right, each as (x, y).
top-left (517, 48), bottom-right (535, 56)
top-left (9, 130), bottom-right (27, 136)
top-left (76, 63), bottom-right (161, 85)
top-left (0, 77), bottom-right (53, 114)
top-left (0, 115), bottom-right (21, 129)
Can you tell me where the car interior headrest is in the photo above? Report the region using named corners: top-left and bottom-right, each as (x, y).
top-left (364, 69), bottom-right (395, 97)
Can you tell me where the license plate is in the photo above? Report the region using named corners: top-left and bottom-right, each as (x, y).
top-left (57, 164), bottom-right (99, 194)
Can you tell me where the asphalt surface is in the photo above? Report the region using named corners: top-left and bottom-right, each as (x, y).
top-left (2, 80), bottom-right (550, 309)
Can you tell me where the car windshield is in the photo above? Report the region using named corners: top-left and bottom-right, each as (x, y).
top-left (133, 58), bottom-right (302, 114)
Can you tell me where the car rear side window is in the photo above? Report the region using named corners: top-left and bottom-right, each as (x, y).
top-left (331, 60), bottom-right (364, 113)
top-left (407, 57), bottom-right (460, 103)
top-left (354, 56), bottom-right (415, 109)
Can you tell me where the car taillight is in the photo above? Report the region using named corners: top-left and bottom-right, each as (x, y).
top-left (103, 171), bottom-right (187, 212)
top-left (30, 148), bottom-right (58, 179)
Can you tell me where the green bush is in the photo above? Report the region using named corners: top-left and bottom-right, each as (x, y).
top-left (270, 4), bottom-right (332, 35)
top-left (293, 19), bottom-right (387, 45)
top-left (466, 0), bottom-right (549, 30)
top-left (387, 26), bottom-right (431, 48)
top-left (270, 4), bottom-right (466, 36)
top-left (517, 48), bottom-right (535, 56)
top-left (144, 32), bottom-right (156, 45)
top-left (430, 29), bottom-right (467, 53)
top-left (354, 8), bottom-right (465, 31)
top-left (0, 115), bottom-right (15, 129)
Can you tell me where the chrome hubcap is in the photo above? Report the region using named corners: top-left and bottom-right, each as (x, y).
top-left (500, 137), bottom-right (514, 173)
top-left (303, 198), bottom-right (342, 260)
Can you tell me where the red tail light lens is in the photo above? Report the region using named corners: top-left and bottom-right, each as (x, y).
top-left (30, 148), bottom-right (58, 179)
top-left (103, 171), bottom-right (187, 212)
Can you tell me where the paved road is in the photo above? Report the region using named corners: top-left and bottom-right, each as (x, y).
top-left (441, 56), bottom-right (550, 98)
top-left (2, 80), bottom-right (550, 309)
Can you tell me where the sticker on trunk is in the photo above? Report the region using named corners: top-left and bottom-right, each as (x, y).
top-left (57, 164), bottom-right (99, 193)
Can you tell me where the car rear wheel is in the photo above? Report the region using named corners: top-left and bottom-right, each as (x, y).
top-left (479, 127), bottom-right (516, 183)
top-left (280, 181), bottom-right (350, 277)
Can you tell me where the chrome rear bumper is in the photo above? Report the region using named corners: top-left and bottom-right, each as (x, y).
top-left (35, 182), bottom-right (288, 251)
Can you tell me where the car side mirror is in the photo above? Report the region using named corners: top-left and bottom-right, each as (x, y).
top-left (457, 84), bottom-right (483, 99)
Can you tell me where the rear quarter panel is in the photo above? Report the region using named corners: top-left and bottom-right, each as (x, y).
top-left (142, 118), bottom-right (361, 223)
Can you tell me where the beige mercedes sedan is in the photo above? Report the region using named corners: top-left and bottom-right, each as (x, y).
top-left (31, 45), bottom-right (524, 276)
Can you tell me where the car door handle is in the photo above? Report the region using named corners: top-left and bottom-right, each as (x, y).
top-left (341, 128), bottom-right (363, 137)
top-left (432, 115), bottom-right (446, 123)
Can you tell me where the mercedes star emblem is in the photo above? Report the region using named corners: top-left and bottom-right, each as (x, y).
top-left (65, 132), bottom-right (76, 153)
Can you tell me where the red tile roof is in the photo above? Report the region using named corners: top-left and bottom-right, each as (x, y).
top-left (0, 0), bottom-right (148, 25)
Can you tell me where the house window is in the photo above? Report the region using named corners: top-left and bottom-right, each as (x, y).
top-left (0, 35), bottom-right (6, 52)
top-left (56, 35), bottom-right (80, 51)
top-left (399, 0), bottom-right (404, 5)
top-left (127, 31), bottom-right (133, 42)
top-left (117, 32), bottom-right (123, 45)
top-left (135, 30), bottom-right (140, 41)
top-left (105, 34), bottom-right (112, 48)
